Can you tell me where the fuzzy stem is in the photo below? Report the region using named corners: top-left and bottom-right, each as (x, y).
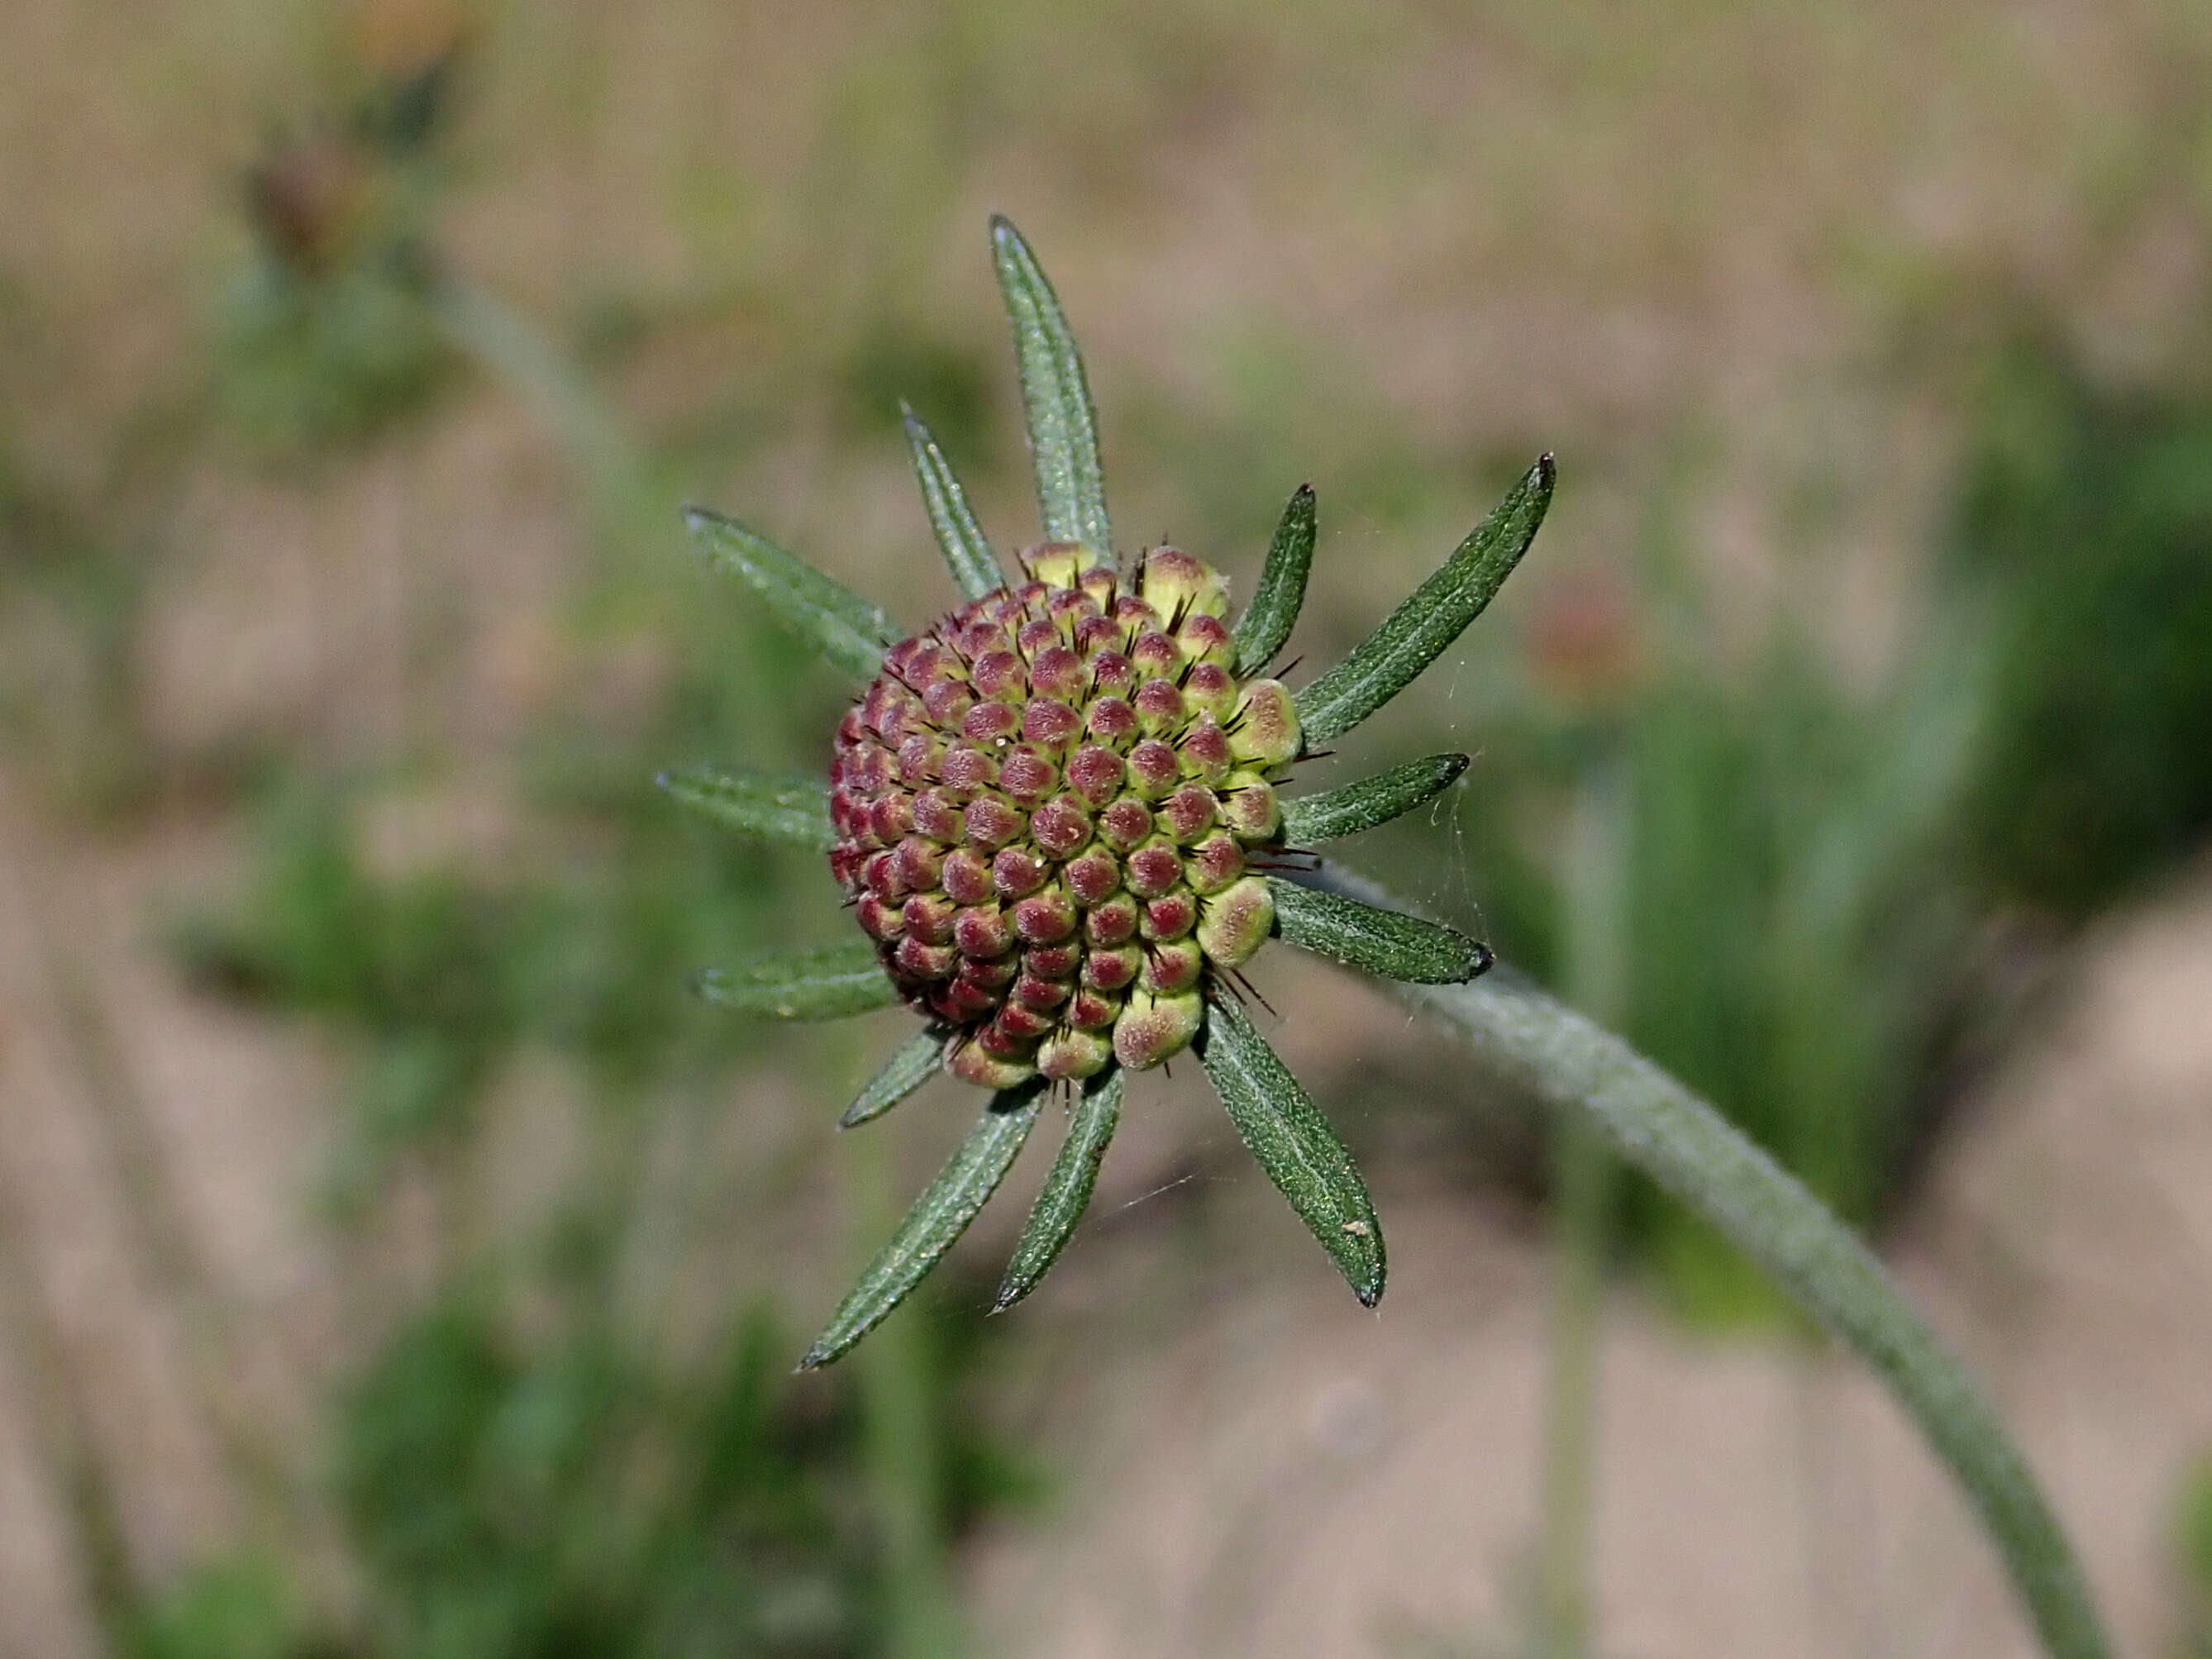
top-left (1533, 753), bottom-right (1627, 1659)
top-left (427, 277), bottom-right (646, 517)
top-left (1306, 862), bottom-right (2114, 1659)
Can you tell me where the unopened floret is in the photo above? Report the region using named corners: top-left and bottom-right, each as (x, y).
top-left (828, 542), bottom-right (1295, 1085)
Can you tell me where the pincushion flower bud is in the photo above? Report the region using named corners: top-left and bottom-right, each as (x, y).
top-left (830, 546), bottom-right (1298, 1085)
top-left (670, 215), bottom-right (1547, 1367)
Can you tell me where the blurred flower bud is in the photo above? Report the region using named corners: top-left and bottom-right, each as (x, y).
top-left (1528, 566), bottom-right (1640, 712)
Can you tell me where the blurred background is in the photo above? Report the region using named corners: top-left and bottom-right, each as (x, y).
top-left (3, 1), bottom-right (2212, 1655)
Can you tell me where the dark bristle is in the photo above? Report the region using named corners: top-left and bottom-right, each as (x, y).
top-left (1228, 967), bottom-right (1278, 1018)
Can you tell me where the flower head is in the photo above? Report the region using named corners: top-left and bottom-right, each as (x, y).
top-left (668, 217), bottom-right (1552, 1367)
top-left (832, 539), bottom-right (1293, 1089)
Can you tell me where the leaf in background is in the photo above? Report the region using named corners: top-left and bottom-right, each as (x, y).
top-left (684, 505), bottom-right (898, 680)
top-left (989, 216), bottom-right (1113, 556)
top-left (657, 765), bottom-right (835, 851)
top-left (1280, 752), bottom-right (1470, 846)
top-left (695, 943), bottom-right (899, 1019)
top-left (994, 1069), bottom-right (1124, 1311)
top-left (1234, 483), bottom-right (1316, 675)
top-left (1268, 876), bottom-right (1492, 984)
top-left (799, 1085), bottom-right (1046, 1368)
top-left (1294, 455), bottom-right (1554, 744)
top-left (1198, 996), bottom-right (1385, 1307)
top-left (903, 407), bottom-right (1004, 602)
top-left (840, 1027), bottom-right (949, 1128)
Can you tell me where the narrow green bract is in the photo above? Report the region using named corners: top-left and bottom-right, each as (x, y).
top-left (684, 505), bottom-right (899, 680)
top-left (800, 1085), bottom-right (1045, 1368)
top-left (696, 942), bottom-right (899, 1019)
top-left (1280, 752), bottom-right (1470, 846)
top-left (658, 765), bottom-right (835, 851)
top-left (1267, 876), bottom-right (1492, 984)
top-left (996, 1070), bottom-right (1125, 1312)
top-left (989, 215), bottom-right (1112, 556)
top-left (1199, 996), bottom-right (1385, 1307)
top-left (903, 407), bottom-right (1003, 602)
top-left (840, 1027), bottom-right (949, 1128)
top-left (1294, 455), bottom-right (1555, 744)
top-left (1233, 484), bottom-right (1316, 676)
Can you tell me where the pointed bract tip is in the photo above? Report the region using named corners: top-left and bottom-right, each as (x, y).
top-left (1471, 942), bottom-right (1497, 978)
top-left (794, 1348), bottom-right (829, 1372)
top-left (989, 212), bottom-right (1021, 246)
top-left (1442, 752), bottom-right (1473, 781)
top-left (1357, 1283), bottom-right (1384, 1309)
top-left (1538, 452), bottom-right (1557, 480)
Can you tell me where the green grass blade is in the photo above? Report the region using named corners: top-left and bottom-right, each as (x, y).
top-left (1234, 484), bottom-right (1316, 675)
top-left (841, 1027), bottom-right (949, 1129)
top-left (1308, 861), bottom-right (2113, 1659)
top-left (903, 407), bottom-right (1004, 602)
top-left (989, 216), bottom-right (1112, 555)
top-left (695, 942), bottom-right (899, 1019)
top-left (1267, 876), bottom-right (1492, 984)
top-left (1198, 997), bottom-right (1385, 1307)
top-left (657, 765), bottom-right (834, 851)
top-left (800, 1085), bottom-right (1046, 1368)
top-left (1294, 455), bottom-right (1555, 744)
top-left (994, 1069), bottom-right (1125, 1311)
top-left (1280, 752), bottom-right (1470, 846)
top-left (684, 505), bottom-right (898, 680)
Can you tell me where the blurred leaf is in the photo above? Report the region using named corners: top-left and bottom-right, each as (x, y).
top-left (2180, 1454), bottom-right (2212, 1657)
top-left (658, 765), bottom-right (834, 851)
top-left (801, 1085), bottom-right (1046, 1368)
top-left (1234, 483), bottom-right (1315, 675)
top-left (696, 943), bottom-right (898, 1019)
top-left (841, 1027), bottom-right (948, 1127)
top-left (989, 216), bottom-right (1112, 555)
top-left (994, 1069), bottom-right (1124, 1311)
top-left (131, 1555), bottom-right (312, 1659)
top-left (1948, 341), bottom-right (2212, 914)
top-left (684, 506), bottom-right (897, 679)
top-left (903, 408), bottom-right (1004, 602)
top-left (1198, 996), bottom-right (1385, 1307)
top-left (1267, 875), bottom-right (1492, 984)
top-left (1295, 455), bottom-right (1554, 743)
top-left (213, 254), bottom-right (451, 457)
top-left (1280, 751), bottom-right (1469, 845)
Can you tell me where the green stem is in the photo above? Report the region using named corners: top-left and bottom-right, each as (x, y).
top-left (1533, 754), bottom-right (1627, 1659)
top-left (846, 1123), bottom-right (961, 1659)
top-left (427, 277), bottom-right (646, 518)
top-left (1309, 863), bottom-right (2114, 1659)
